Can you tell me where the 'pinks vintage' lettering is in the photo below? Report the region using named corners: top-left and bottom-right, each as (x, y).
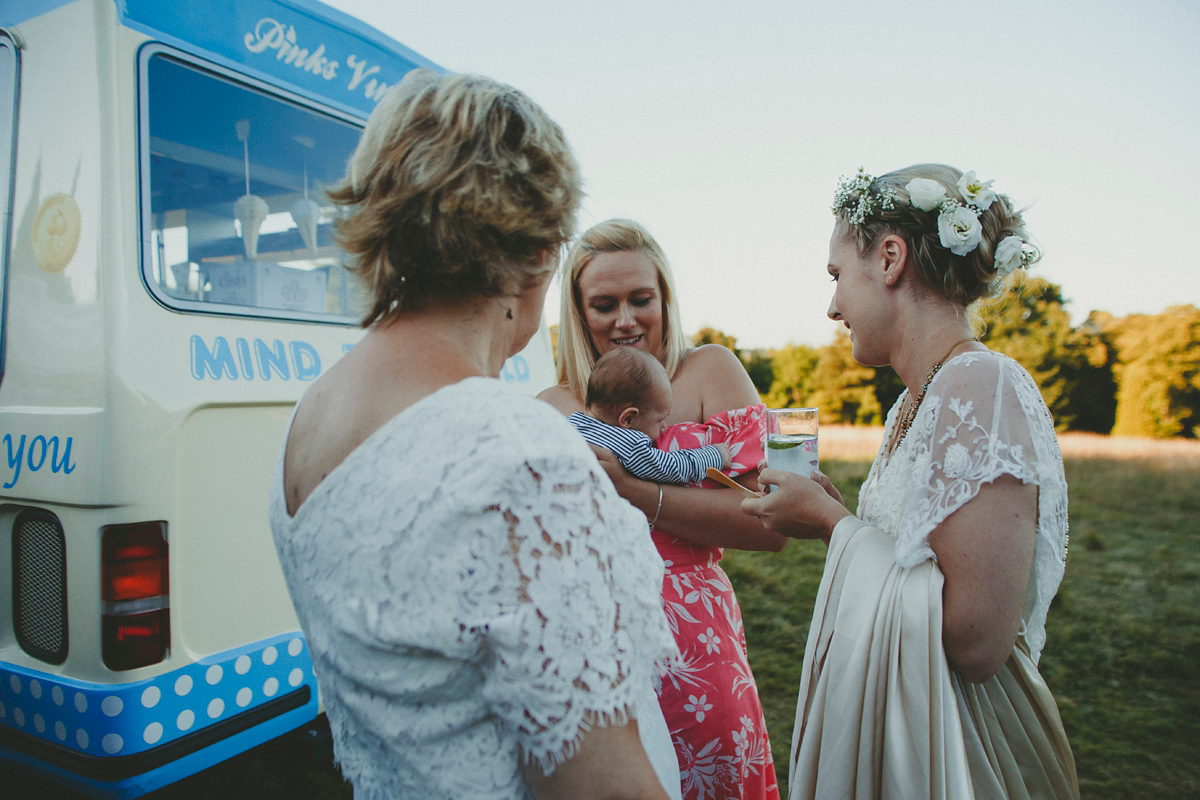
top-left (244, 18), bottom-right (339, 80)
top-left (346, 54), bottom-right (390, 101)
top-left (243, 18), bottom-right (393, 103)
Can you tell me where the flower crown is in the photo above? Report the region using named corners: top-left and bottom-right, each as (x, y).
top-left (831, 168), bottom-right (1034, 279)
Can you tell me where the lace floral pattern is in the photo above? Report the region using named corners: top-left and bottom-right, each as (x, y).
top-left (858, 351), bottom-right (1068, 662)
top-left (269, 378), bottom-right (678, 800)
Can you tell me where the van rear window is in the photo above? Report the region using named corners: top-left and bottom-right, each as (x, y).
top-left (141, 50), bottom-right (367, 322)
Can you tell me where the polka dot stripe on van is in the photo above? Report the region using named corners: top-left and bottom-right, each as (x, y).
top-left (0, 632), bottom-right (313, 757)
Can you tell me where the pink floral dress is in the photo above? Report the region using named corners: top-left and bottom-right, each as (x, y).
top-left (652, 404), bottom-right (780, 800)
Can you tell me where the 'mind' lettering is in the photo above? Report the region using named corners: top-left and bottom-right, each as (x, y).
top-left (237, 338), bottom-right (255, 380)
top-left (191, 335), bottom-right (239, 380)
top-left (290, 342), bottom-right (321, 381)
top-left (500, 355), bottom-right (530, 384)
top-left (190, 336), bottom-right (323, 381)
top-left (255, 339), bottom-right (290, 380)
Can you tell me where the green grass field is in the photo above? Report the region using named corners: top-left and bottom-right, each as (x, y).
top-left (5, 448), bottom-right (1198, 799)
top-left (724, 453), bottom-right (1200, 799)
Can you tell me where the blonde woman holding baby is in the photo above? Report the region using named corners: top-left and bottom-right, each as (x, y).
top-left (540, 218), bottom-right (786, 800)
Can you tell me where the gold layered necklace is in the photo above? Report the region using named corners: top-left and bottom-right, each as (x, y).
top-left (891, 336), bottom-right (979, 452)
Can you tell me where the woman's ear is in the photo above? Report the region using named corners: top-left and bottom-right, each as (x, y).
top-left (879, 234), bottom-right (908, 286)
top-left (617, 407), bottom-right (640, 429)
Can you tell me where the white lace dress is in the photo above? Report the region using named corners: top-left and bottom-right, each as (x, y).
top-left (788, 351), bottom-right (1079, 800)
top-left (861, 350), bottom-right (1068, 664)
top-left (269, 378), bottom-right (681, 800)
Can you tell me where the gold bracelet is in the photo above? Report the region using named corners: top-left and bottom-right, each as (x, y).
top-left (648, 482), bottom-right (664, 529)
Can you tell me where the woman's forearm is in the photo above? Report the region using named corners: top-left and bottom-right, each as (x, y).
top-left (619, 474), bottom-right (787, 552)
top-left (524, 718), bottom-right (670, 800)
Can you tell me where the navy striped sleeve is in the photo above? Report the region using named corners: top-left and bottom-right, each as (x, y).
top-left (567, 413), bottom-right (723, 484)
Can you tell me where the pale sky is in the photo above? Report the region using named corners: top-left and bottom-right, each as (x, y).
top-left (327, 0), bottom-right (1200, 349)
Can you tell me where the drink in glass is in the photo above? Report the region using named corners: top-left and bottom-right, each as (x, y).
top-left (765, 408), bottom-right (818, 481)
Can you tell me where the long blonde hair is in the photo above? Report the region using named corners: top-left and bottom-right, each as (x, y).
top-left (555, 219), bottom-right (688, 399)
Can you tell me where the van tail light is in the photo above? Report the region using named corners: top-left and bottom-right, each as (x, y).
top-left (102, 522), bottom-right (169, 670)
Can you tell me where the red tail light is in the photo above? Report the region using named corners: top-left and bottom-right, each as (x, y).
top-left (102, 522), bottom-right (169, 670)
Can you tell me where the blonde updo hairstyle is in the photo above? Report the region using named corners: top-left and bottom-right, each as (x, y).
top-left (556, 218), bottom-right (689, 398)
top-left (838, 164), bottom-right (1039, 308)
top-left (328, 69), bottom-right (582, 326)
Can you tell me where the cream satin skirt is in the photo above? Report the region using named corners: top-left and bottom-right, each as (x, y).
top-left (788, 517), bottom-right (1079, 800)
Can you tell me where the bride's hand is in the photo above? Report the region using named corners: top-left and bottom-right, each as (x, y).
top-left (811, 470), bottom-right (844, 505)
top-left (740, 467), bottom-right (850, 545)
top-left (753, 459), bottom-right (843, 505)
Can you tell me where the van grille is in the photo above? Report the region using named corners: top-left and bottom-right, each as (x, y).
top-left (13, 509), bottom-right (69, 664)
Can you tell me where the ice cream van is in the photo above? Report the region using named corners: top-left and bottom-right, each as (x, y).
top-left (0, 1), bottom-right (556, 796)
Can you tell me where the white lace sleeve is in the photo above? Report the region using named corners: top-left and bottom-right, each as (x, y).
top-left (478, 452), bottom-right (678, 772)
top-left (890, 352), bottom-right (1069, 661)
top-left (271, 380), bottom-right (680, 798)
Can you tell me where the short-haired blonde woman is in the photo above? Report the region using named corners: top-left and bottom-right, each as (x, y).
top-left (540, 219), bottom-right (787, 800)
top-left (270, 71), bottom-right (681, 800)
top-left (741, 165), bottom-right (1080, 799)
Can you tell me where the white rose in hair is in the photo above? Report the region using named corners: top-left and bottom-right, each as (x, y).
top-left (906, 178), bottom-right (948, 212)
top-left (938, 205), bottom-right (983, 256)
top-left (958, 171), bottom-right (997, 210)
top-left (993, 235), bottom-right (1024, 276)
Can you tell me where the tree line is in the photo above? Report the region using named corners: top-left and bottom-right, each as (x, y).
top-left (694, 276), bottom-right (1200, 439)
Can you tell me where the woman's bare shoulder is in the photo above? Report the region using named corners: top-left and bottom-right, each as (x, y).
top-left (682, 343), bottom-right (747, 375)
top-left (536, 383), bottom-right (582, 415)
top-left (675, 345), bottom-right (760, 418)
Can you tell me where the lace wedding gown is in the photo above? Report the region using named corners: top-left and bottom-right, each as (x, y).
top-left (269, 378), bottom-right (681, 800)
top-left (788, 351), bottom-right (1080, 800)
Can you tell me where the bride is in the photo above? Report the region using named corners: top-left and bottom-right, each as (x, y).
top-left (742, 165), bottom-right (1081, 799)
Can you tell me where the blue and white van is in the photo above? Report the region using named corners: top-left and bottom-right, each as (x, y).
top-left (0, 1), bottom-right (555, 796)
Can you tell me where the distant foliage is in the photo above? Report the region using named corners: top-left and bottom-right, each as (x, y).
top-left (741, 350), bottom-right (777, 395)
top-left (1102, 305), bottom-right (1200, 438)
top-left (692, 326), bottom-right (775, 394)
top-left (684, 290), bottom-right (1195, 438)
top-left (762, 343), bottom-right (819, 408)
top-left (757, 334), bottom-right (902, 423)
top-left (693, 325), bottom-right (739, 353)
top-left (977, 275), bottom-right (1117, 433)
top-left (806, 330), bottom-right (885, 424)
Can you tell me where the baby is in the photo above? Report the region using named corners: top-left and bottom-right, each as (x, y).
top-left (568, 347), bottom-right (730, 484)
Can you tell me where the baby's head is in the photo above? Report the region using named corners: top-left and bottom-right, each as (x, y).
top-left (585, 347), bottom-right (672, 439)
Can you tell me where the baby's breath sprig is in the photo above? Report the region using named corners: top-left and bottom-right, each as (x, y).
top-left (831, 168), bottom-right (898, 226)
top-left (936, 197), bottom-right (981, 218)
